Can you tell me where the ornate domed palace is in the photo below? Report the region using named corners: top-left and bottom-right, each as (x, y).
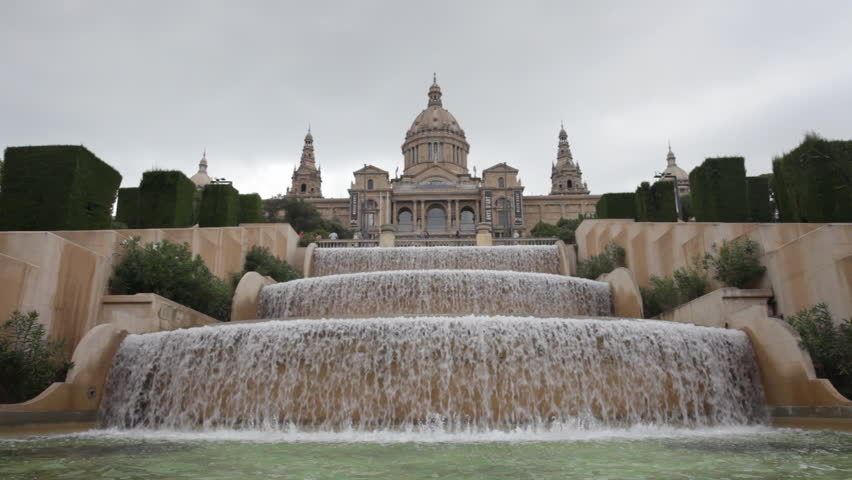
top-left (287, 76), bottom-right (599, 237)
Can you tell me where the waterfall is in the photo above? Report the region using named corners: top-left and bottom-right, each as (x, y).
top-left (258, 270), bottom-right (612, 319)
top-left (312, 246), bottom-right (561, 276)
top-left (101, 316), bottom-right (767, 431)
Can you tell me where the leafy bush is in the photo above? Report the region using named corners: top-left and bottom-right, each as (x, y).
top-left (641, 262), bottom-right (710, 318)
top-left (0, 311), bottom-right (73, 403)
top-left (576, 241), bottom-right (625, 279)
top-left (109, 238), bottom-right (232, 321)
top-left (199, 183), bottom-right (240, 227)
top-left (138, 170), bottom-right (196, 228)
top-left (232, 246), bottom-right (301, 287)
top-left (679, 194), bottom-right (692, 221)
top-left (596, 193), bottom-right (636, 219)
top-left (0, 145), bottom-right (121, 231)
top-left (772, 134), bottom-right (852, 223)
top-left (115, 187), bottom-right (141, 228)
top-left (786, 303), bottom-right (852, 398)
top-left (635, 181), bottom-right (677, 222)
top-left (703, 238), bottom-right (766, 288)
top-left (689, 156), bottom-right (749, 222)
top-left (746, 176), bottom-right (772, 222)
top-left (238, 193), bottom-right (265, 224)
top-left (530, 217), bottom-right (583, 244)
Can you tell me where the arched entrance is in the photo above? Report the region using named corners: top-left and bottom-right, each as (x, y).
top-left (460, 207), bottom-right (475, 233)
top-left (397, 208), bottom-right (413, 232)
top-left (426, 205), bottom-right (446, 233)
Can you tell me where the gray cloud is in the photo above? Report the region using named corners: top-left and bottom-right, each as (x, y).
top-left (2, 0), bottom-right (851, 199)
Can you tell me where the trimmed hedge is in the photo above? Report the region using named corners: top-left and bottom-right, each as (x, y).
top-left (635, 181), bottom-right (677, 222)
top-left (115, 187), bottom-right (141, 228)
top-left (238, 193), bottom-right (264, 224)
top-left (772, 135), bottom-right (852, 222)
top-left (199, 183), bottom-right (240, 227)
top-left (689, 157), bottom-right (748, 222)
top-left (0, 145), bottom-right (121, 231)
top-left (746, 176), bottom-right (772, 222)
top-left (595, 192), bottom-right (636, 219)
top-left (139, 170), bottom-right (195, 228)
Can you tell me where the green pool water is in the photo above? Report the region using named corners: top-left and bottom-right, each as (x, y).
top-left (0, 427), bottom-right (850, 479)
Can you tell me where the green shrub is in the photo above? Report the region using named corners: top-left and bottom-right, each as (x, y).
top-left (703, 238), bottom-right (766, 288)
top-left (0, 145), bottom-right (121, 231)
top-left (746, 176), bottom-right (772, 222)
top-left (576, 241), bottom-right (625, 279)
top-left (238, 193), bottom-right (264, 224)
top-left (641, 261), bottom-right (710, 318)
top-left (109, 238), bottom-right (232, 321)
top-left (641, 276), bottom-right (678, 318)
top-left (786, 303), bottom-right (852, 398)
top-left (199, 183), bottom-right (240, 227)
top-left (689, 157), bottom-right (749, 222)
top-left (0, 311), bottom-right (73, 403)
top-left (115, 187), bottom-right (141, 228)
top-left (231, 245), bottom-right (302, 287)
top-left (635, 181), bottom-right (677, 222)
top-left (531, 217), bottom-right (582, 244)
top-left (679, 194), bottom-right (692, 221)
top-left (596, 193), bottom-right (636, 219)
top-left (772, 134), bottom-right (852, 222)
top-left (138, 170), bottom-right (195, 228)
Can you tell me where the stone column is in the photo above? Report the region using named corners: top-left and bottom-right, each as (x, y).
top-left (379, 224), bottom-right (396, 247)
top-left (475, 222), bottom-right (493, 246)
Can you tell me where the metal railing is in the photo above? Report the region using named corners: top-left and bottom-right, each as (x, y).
top-left (395, 238), bottom-right (477, 247)
top-left (315, 239), bottom-right (380, 248)
top-left (493, 237), bottom-right (560, 246)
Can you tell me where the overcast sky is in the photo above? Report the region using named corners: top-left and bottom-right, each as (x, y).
top-left (2, 1), bottom-right (851, 199)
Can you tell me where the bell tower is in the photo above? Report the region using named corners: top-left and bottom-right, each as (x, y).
top-left (287, 128), bottom-right (323, 198)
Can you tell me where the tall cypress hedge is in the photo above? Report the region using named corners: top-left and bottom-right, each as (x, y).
top-left (115, 187), bottom-right (141, 228)
top-left (746, 176), bottom-right (772, 222)
top-left (635, 181), bottom-right (677, 222)
top-left (0, 145), bottom-right (121, 231)
top-left (199, 183), bottom-right (240, 227)
top-left (238, 193), bottom-right (264, 224)
top-left (688, 157), bottom-right (748, 222)
top-left (772, 135), bottom-right (852, 222)
top-left (595, 192), bottom-right (636, 219)
top-left (138, 170), bottom-right (195, 228)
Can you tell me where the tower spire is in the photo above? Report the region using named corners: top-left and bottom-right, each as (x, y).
top-left (428, 73), bottom-right (442, 107)
top-left (300, 127), bottom-right (316, 168)
top-left (666, 141), bottom-right (676, 167)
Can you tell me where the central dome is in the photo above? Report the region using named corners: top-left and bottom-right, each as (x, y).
top-left (406, 105), bottom-right (465, 138)
top-left (401, 76), bottom-right (471, 175)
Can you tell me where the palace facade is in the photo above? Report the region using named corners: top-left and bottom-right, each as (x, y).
top-left (286, 77), bottom-right (600, 237)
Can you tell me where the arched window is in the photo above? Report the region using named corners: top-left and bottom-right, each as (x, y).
top-left (426, 205), bottom-right (446, 232)
top-left (460, 207), bottom-right (475, 232)
top-left (397, 208), bottom-right (413, 232)
top-left (567, 180), bottom-right (573, 188)
top-left (498, 177), bottom-right (505, 188)
top-left (367, 179), bottom-right (374, 190)
top-left (300, 183), bottom-right (307, 193)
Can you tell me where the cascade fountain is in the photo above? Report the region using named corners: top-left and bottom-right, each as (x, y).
top-left (312, 245), bottom-right (562, 276)
top-left (258, 270), bottom-right (612, 319)
top-left (100, 246), bottom-right (768, 433)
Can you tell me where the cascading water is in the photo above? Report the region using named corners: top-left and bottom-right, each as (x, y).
top-left (258, 270), bottom-right (612, 319)
top-left (312, 245), bottom-right (561, 276)
top-left (101, 316), bottom-right (767, 431)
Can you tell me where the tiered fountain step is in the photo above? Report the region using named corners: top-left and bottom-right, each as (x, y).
top-left (259, 269), bottom-right (612, 319)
